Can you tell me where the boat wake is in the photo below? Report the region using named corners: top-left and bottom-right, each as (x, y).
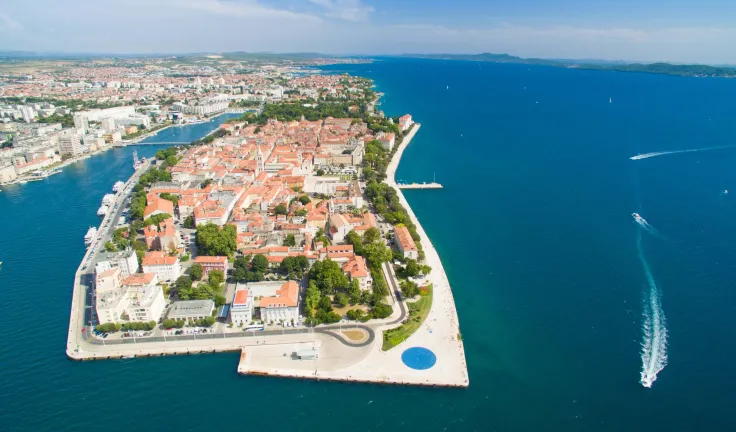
top-left (630, 144), bottom-right (736, 160)
top-left (632, 213), bottom-right (666, 240)
top-left (636, 230), bottom-right (668, 388)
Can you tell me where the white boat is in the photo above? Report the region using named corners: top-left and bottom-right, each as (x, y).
top-left (631, 212), bottom-right (646, 224)
top-left (113, 181), bottom-right (125, 192)
top-left (97, 205), bottom-right (109, 217)
top-left (84, 227), bottom-right (97, 246)
top-left (102, 194), bottom-right (115, 206)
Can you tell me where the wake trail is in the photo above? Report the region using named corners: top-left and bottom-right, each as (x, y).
top-left (630, 144), bottom-right (736, 160)
top-left (636, 230), bottom-right (668, 388)
top-left (632, 213), bottom-right (667, 240)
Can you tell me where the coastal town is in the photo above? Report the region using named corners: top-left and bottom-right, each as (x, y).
top-left (1, 55), bottom-right (467, 387)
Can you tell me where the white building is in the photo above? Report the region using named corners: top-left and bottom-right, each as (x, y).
top-left (58, 130), bottom-right (83, 156)
top-left (101, 117), bottom-right (116, 133)
top-left (95, 268), bottom-right (127, 324)
top-left (95, 249), bottom-right (140, 278)
top-left (20, 106), bottom-right (35, 123)
top-left (95, 270), bottom-right (165, 324)
top-left (394, 225), bottom-right (419, 260)
top-left (168, 300), bottom-right (215, 321)
top-left (142, 251), bottom-right (182, 282)
top-left (230, 287), bottom-right (253, 325)
top-left (73, 114), bottom-right (89, 132)
top-left (237, 281), bottom-right (300, 324)
top-left (260, 281), bottom-right (300, 324)
top-left (116, 115), bottom-right (151, 129)
top-left (121, 273), bottom-right (166, 323)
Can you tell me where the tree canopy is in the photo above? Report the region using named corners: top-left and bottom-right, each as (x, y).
top-left (308, 259), bottom-right (348, 295)
top-left (195, 223), bottom-right (237, 256)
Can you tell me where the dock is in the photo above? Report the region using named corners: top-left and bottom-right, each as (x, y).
top-left (397, 182), bottom-right (443, 189)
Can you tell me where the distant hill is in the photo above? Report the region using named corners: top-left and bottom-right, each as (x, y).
top-left (397, 53), bottom-right (736, 78)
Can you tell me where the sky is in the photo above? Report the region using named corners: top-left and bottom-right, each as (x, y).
top-left (2, 0), bottom-right (736, 64)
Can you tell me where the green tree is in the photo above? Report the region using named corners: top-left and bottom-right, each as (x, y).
top-left (372, 302), bottom-right (393, 319)
top-left (304, 280), bottom-right (321, 314)
top-left (214, 294), bottom-right (226, 307)
top-left (189, 264), bottom-right (204, 281)
top-left (345, 231), bottom-right (363, 255)
top-left (159, 192), bottom-right (179, 206)
top-left (274, 204), bottom-right (288, 215)
top-left (335, 292), bottom-right (349, 308)
top-left (404, 258), bottom-right (419, 278)
top-left (363, 227), bottom-right (381, 243)
top-left (165, 155), bottom-right (179, 167)
top-left (208, 270), bottom-right (225, 287)
top-left (250, 254), bottom-right (269, 274)
top-left (233, 256), bottom-right (250, 282)
top-left (298, 195), bottom-right (310, 205)
top-left (104, 241), bottom-right (117, 252)
top-left (316, 169), bottom-right (325, 176)
top-left (400, 279), bottom-right (420, 298)
top-left (196, 223), bottom-right (237, 256)
top-left (318, 295), bottom-right (333, 312)
top-left (348, 278), bottom-right (361, 304)
top-left (162, 319), bottom-right (175, 328)
top-left (283, 233), bottom-right (296, 247)
top-left (362, 241), bottom-right (392, 266)
top-left (202, 316), bottom-right (216, 327)
top-left (308, 259), bottom-right (348, 295)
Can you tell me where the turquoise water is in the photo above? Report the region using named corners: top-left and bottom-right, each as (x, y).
top-left (3, 63), bottom-right (736, 430)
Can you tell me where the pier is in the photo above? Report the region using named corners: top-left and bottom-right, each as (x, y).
top-left (397, 182), bottom-right (443, 189)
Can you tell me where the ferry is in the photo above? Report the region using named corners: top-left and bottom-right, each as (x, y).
top-left (112, 181), bottom-right (125, 193)
top-left (84, 227), bottom-right (98, 247)
top-left (101, 194), bottom-right (115, 206)
top-left (97, 205), bottom-right (109, 217)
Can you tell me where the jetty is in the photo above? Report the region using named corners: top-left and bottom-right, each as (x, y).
top-left (397, 182), bottom-right (443, 189)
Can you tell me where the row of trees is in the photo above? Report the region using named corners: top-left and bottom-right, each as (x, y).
top-left (162, 316), bottom-right (215, 328)
top-left (95, 321), bottom-right (157, 333)
top-left (195, 223), bottom-right (237, 256)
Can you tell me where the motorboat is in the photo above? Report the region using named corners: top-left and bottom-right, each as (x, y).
top-left (84, 227), bottom-right (97, 246)
top-left (97, 205), bottom-right (109, 217)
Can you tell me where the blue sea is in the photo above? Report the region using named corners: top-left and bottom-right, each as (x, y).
top-left (2, 61), bottom-right (736, 431)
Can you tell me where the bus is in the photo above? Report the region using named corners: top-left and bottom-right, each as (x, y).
top-left (244, 324), bottom-right (265, 332)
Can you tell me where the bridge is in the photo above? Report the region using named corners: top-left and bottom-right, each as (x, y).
top-left (397, 182), bottom-right (444, 190)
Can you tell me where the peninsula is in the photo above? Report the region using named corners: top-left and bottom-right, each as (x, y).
top-left (32, 56), bottom-right (470, 387)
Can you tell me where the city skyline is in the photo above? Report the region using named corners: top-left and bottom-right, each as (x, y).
top-left (2, 0), bottom-right (736, 64)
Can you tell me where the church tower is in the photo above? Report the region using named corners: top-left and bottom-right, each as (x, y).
top-left (256, 146), bottom-right (265, 174)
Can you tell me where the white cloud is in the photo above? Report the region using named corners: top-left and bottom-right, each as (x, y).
top-left (1, 1), bottom-right (736, 64)
top-left (176, 0), bottom-right (321, 22)
top-left (0, 13), bottom-right (23, 32)
top-left (309, 0), bottom-right (373, 22)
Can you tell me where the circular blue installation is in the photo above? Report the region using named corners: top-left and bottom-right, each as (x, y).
top-left (401, 347), bottom-right (437, 370)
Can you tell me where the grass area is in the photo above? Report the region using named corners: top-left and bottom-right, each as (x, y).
top-left (382, 284), bottom-right (433, 351)
top-left (342, 330), bottom-right (366, 341)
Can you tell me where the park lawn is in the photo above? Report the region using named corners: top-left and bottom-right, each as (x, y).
top-left (382, 284), bottom-right (433, 351)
